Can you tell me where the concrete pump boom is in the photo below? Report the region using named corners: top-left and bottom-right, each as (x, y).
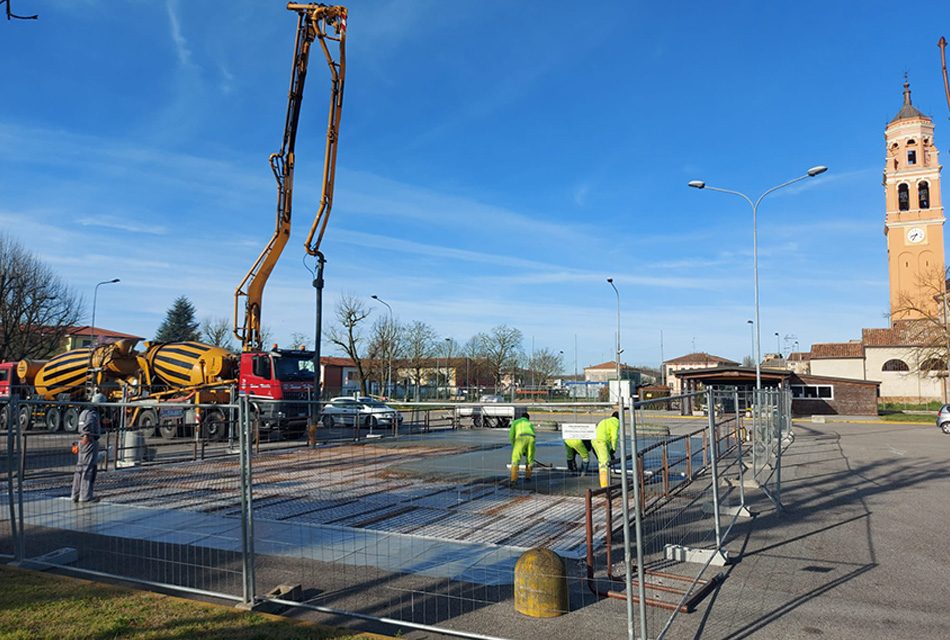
top-left (234, 3), bottom-right (347, 352)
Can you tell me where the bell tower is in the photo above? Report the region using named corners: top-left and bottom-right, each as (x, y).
top-left (884, 79), bottom-right (946, 321)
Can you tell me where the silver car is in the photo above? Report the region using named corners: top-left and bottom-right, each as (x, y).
top-left (937, 404), bottom-right (950, 434)
top-left (320, 397), bottom-right (403, 429)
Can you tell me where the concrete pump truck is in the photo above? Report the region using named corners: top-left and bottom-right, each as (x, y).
top-left (3, 3), bottom-right (347, 440)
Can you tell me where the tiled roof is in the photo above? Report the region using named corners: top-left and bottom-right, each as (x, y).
top-left (810, 342), bottom-right (864, 359)
top-left (664, 352), bottom-right (738, 366)
top-left (862, 319), bottom-right (935, 347)
top-left (67, 326), bottom-right (144, 340)
top-left (787, 351), bottom-right (810, 362)
top-left (586, 361), bottom-right (634, 370)
top-left (321, 356), bottom-right (356, 367)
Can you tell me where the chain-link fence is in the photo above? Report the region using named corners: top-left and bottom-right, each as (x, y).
top-left (1, 390), bottom-right (789, 639)
top-left (748, 387), bottom-right (792, 508)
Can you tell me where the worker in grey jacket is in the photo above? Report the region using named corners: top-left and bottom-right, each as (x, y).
top-left (71, 393), bottom-right (106, 503)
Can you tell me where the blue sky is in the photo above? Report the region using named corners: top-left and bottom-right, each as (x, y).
top-left (3, 0), bottom-right (950, 369)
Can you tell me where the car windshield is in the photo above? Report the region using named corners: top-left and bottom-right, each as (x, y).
top-left (274, 355), bottom-right (315, 381)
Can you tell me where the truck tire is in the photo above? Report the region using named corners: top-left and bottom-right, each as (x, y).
top-left (18, 405), bottom-right (32, 431)
top-left (45, 407), bottom-right (62, 432)
top-left (473, 414), bottom-right (483, 428)
top-left (63, 407), bottom-right (80, 433)
top-left (203, 410), bottom-right (228, 442)
top-left (0, 405), bottom-right (7, 429)
top-left (136, 409), bottom-right (159, 436)
top-left (159, 423), bottom-right (178, 440)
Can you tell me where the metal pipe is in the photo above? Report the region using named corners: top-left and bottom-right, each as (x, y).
top-left (312, 252), bottom-right (325, 428)
top-left (628, 403), bottom-right (649, 640)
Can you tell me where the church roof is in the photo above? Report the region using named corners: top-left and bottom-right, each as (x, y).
top-left (889, 80), bottom-right (928, 124)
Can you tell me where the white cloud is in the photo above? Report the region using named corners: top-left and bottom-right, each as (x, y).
top-left (165, 0), bottom-right (192, 66)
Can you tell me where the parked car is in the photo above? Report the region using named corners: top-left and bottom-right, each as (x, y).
top-left (320, 396), bottom-right (403, 429)
top-left (937, 404), bottom-right (950, 434)
top-left (479, 394), bottom-right (504, 403)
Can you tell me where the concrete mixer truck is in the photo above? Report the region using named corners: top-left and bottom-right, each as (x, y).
top-left (10, 339), bottom-right (315, 440)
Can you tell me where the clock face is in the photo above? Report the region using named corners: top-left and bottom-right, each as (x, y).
top-left (907, 227), bottom-right (926, 244)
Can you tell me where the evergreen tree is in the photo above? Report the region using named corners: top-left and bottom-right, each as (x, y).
top-left (155, 296), bottom-right (201, 343)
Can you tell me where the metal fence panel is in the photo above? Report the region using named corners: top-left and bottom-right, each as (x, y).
top-left (7, 397), bottom-right (246, 599)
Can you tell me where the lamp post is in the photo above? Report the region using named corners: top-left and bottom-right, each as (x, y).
top-left (747, 320), bottom-right (755, 366)
top-left (775, 332), bottom-right (781, 358)
top-left (443, 337), bottom-right (452, 400)
top-left (90, 278), bottom-right (120, 348)
top-left (370, 295), bottom-right (394, 399)
top-left (689, 165), bottom-right (828, 390)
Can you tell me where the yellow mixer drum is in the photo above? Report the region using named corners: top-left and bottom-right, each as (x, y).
top-left (142, 341), bottom-right (235, 388)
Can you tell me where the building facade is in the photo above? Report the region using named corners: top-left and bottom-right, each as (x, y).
top-left (663, 352), bottom-right (738, 395)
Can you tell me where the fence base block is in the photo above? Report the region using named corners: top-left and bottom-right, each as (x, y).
top-left (719, 504), bottom-right (755, 518)
top-left (664, 544), bottom-right (729, 567)
top-left (13, 547), bottom-right (78, 571)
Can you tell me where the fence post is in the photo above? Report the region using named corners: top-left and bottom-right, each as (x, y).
top-left (627, 401), bottom-right (649, 640)
top-left (5, 395), bottom-right (20, 561)
top-left (706, 389), bottom-right (723, 551)
top-left (238, 396), bottom-right (256, 606)
top-left (734, 388), bottom-right (746, 509)
top-left (775, 390), bottom-right (785, 510)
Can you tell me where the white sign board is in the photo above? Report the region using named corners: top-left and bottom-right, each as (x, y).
top-left (561, 423), bottom-right (597, 440)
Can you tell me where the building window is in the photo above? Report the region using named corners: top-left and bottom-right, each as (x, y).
top-left (791, 384), bottom-right (833, 399)
top-left (921, 358), bottom-right (945, 371)
top-left (882, 359), bottom-right (909, 372)
top-left (898, 183), bottom-right (910, 211)
top-left (919, 181), bottom-right (930, 209)
top-left (907, 150), bottom-right (917, 165)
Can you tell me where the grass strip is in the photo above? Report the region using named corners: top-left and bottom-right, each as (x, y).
top-left (0, 565), bottom-right (381, 640)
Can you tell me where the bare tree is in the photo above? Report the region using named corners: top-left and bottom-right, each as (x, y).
top-left (0, 234), bottom-right (82, 362)
top-left (402, 320), bottom-right (437, 400)
top-left (366, 316), bottom-right (401, 397)
top-left (478, 325), bottom-right (523, 391)
top-left (326, 294), bottom-right (372, 395)
top-left (527, 347), bottom-right (564, 388)
top-left (289, 331), bottom-right (310, 349)
top-left (890, 266), bottom-right (950, 385)
top-left (201, 317), bottom-right (236, 352)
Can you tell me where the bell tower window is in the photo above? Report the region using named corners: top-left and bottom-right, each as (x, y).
top-left (907, 150), bottom-right (917, 165)
top-left (898, 183), bottom-right (910, 211)
top-left (919, 181), bottom-right (930, 209)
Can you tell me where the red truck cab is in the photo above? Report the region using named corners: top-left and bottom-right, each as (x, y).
top-left (238, 349), bottom-right (317, 433)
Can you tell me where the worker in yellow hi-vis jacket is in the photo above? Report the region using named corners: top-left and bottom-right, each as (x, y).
top-left (509, 412), bottom-right (536, 483)
top-left (592, 411), bottom-right (620, 487)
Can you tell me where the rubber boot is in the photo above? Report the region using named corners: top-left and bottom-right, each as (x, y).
top-left (567, 458), bottom-right (577, 472)
top-left (525, 465), bottom-right (532, 481)
top-left (599, 467), bottom-right (609, 488)
top-left (510, 465), bottom-right (519, 483)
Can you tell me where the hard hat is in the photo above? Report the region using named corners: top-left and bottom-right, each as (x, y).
top-left (91, 393), bottom-right (107, 404)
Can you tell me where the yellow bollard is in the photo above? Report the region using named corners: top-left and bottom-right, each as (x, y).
top-left (514, 547), bottom-right (568, 618)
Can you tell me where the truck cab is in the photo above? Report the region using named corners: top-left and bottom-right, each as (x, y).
top-left (238, 349), bottom-right (317, 433)
top-left (0, 361), bottom-right (31, 430)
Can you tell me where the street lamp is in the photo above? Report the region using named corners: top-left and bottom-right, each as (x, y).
top-left (370, 295), bottom-right (394, 399)
top-left (689, 165), bottom-right (828, 390)
top-left (775, 332), bottom-right (781, 358)
top-left (90, 279), bottom-right (120, 348)
top-left (607, 278), bottom-right (621, 385)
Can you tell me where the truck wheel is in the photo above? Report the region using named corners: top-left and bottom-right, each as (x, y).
top-left (19, 405), bottom-right (32, 431)
top-left (159, 424), bottom-right (178, 440)
top-left (136, 409), bottom-right (158, 436)
top-left (203, 410), bottom-right (228, 442)
top-left (473, 414), bottom-right (483, 428)
top-left (0, 405), bottom-right (7, 429)
top-left (63, 407), bottom-right (80, 433)
top-left (497, 417), bottom-right (510, 429)
top-left (45, 407), bottom-right (62, 432)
